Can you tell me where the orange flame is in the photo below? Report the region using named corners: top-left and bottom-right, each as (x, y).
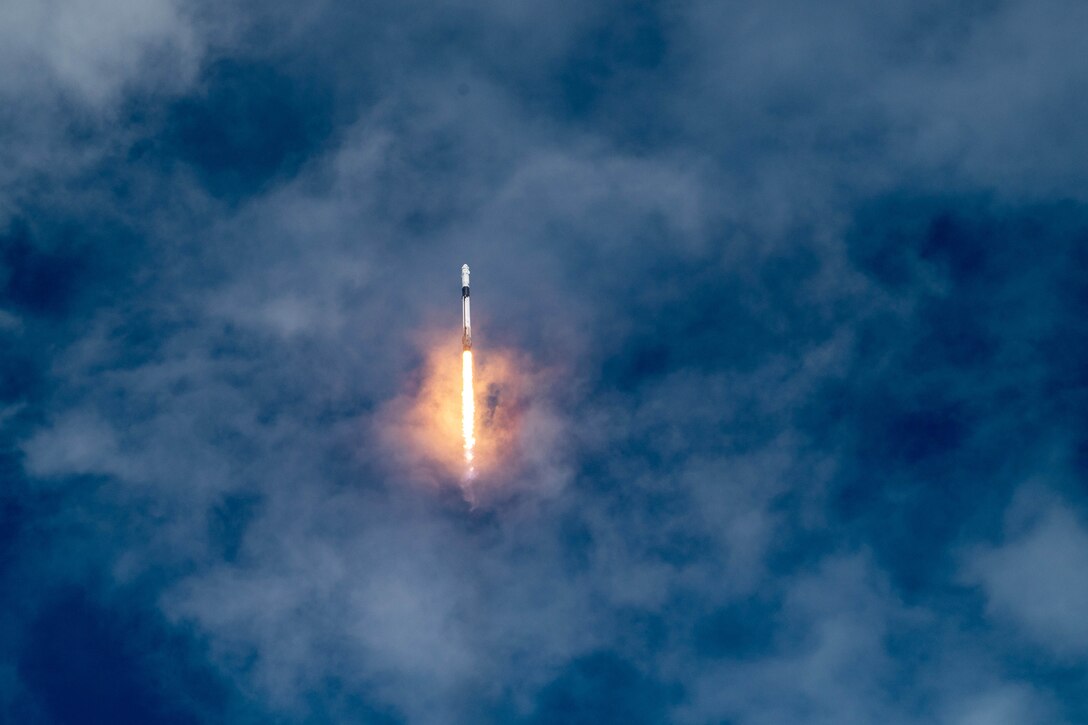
top-left (376, 333), bottom-right (542, 500)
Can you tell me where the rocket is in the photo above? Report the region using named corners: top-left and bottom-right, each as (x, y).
top-left (461, 263), bottom-right (472, 350)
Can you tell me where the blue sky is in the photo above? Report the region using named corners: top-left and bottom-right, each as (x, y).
top-left (2, 1), bottom-right (1087, 723)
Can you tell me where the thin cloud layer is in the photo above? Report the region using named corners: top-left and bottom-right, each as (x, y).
top-left (966, 494), bottom-right (1088, 656)
top-left (2, 1), bottom-right (1087, 723)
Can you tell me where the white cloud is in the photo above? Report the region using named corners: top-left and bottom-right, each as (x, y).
top-left (943, 684), bottom-right (1062, 725)
top-left (20, 410), bottom-right (130, 480)
top-left (965, 498), bottom-right (1088, 655)
top-left (0, 0), bottom-right (199, 106)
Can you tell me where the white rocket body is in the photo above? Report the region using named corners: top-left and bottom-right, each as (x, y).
top-left (461, 264), bottom-right (471, 350)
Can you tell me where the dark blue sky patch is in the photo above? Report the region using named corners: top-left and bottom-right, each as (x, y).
top-left (842, 197), bottom-right (1088, 455)
top-left (600, 339), bottom-right (671, 392)
top-left (613, 607), bottom-right (670, 655)
top-left (918, 212), bottom-right (989, 283)
top-left (543, 0), bottom-right (676, 148)
top-left (0, 210), bottom-right (145, 338)
top-left (556, 0), bottom-right (668, 113)
top-left (833, 234), bottom-right (1086, 584)
top-left (295, 676), bottom-right (405, 725)
top-left (835, 195), bottom-right (1088, 461)
top-left (165, 59), bottom-right (334, 199)
top-left (366, 120), bottom-right (482, 235)
top-left (1035, 224), bottom-right (1088, 446)
top-left (99, 310), bottom-right (197, 377)
top-left (833, 444), bottom-right (1013, 600)
top-left (879, 404), bottom-right (967, 466)
top-left (847, 197), bottom-right (951, 290)
top-left (693, 596), bottom-right (780, 660)
top-left (644, 521), bottom-right (715, 568)
top-left (17, 590), bottom-right (228, 725)
top-left (528, 651), bottom-right (674, 725)
top-left (0, 344), bottom-right (41, 406)
top-left (826, 374), bottom-right (1007, 595)
top-left (998, 652), bottom-right (1088, 725)
top-left (556, 512), bottom-right (595, 573)
top-left (810, 190), bottom-right (1076, 593)
top-left (207, 493), bottom-right (262, 563)
top-left (0, 451), bottom-right (26, 573)
top-left (1063, 304), bottom-right (1088, 478)
top-left (910, 297), bottom-right (999, 370)
top-left (597, 249), bottom-right (829, 394)
top-left (1, 221), bottom-right (85, 318)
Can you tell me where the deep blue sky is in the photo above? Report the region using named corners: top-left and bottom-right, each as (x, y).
top-left (2, 1), bottom-right (1088, 723)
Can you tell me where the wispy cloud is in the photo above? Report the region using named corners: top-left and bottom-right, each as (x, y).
top-left (2, 1), bottom-right (1087, 723)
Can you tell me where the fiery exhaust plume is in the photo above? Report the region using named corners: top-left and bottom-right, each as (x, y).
top-left (377, 332), bottom-right (550, 502)
top-left (462, 349), bottom-right (475, 477)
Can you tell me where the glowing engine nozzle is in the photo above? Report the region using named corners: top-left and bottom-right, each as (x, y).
top-left (461, 263), bottom-right (471, 350)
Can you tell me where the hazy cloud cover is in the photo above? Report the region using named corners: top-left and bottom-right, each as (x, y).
top-left (2, 1), bottom-right (1087, 723)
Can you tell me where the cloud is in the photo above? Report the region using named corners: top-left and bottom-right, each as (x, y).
top-left (0, 0), bottom-right (198, 106)
top-left (943, 684), bottom-right (1061, 725)
top-left (21, 411), bottom-right (128, 480)
top-left (965, 493), bottom-right (1088, 656)
top-left (678, 553), bottom-right (913, 725)
top-left (3, 1), bottom-right (1088, 723)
